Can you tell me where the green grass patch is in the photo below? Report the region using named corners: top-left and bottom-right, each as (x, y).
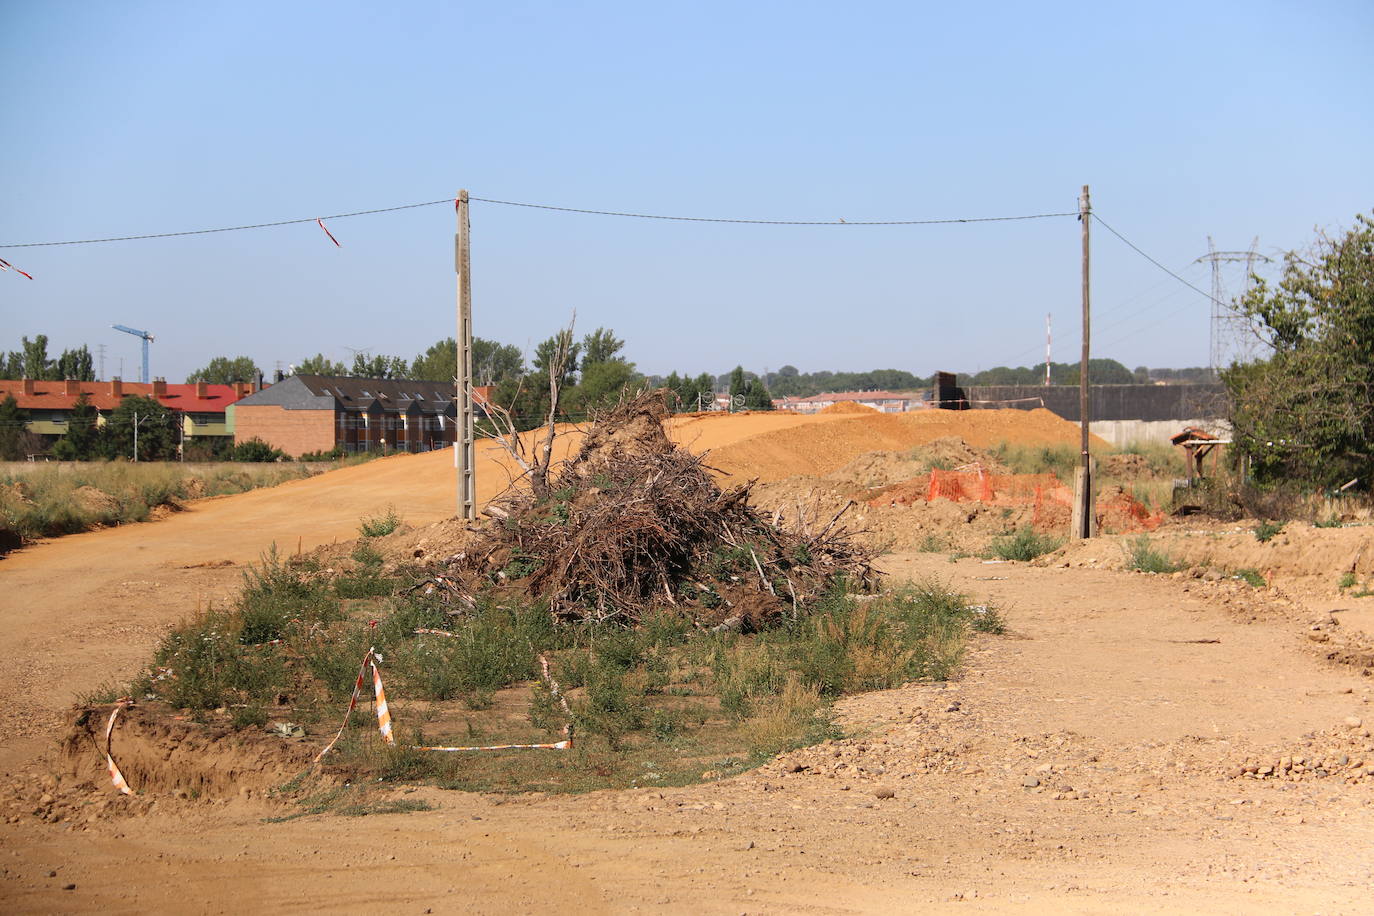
top-left (1123, 534), bottom-right (1184, 574)
top-left (987, 527), bottom-right (1063, 562)
top-left (1254, 520), bottom-right (1285, 543)
top-left (990, 443), bottom-right (1080, 482)
top-left (359, 505), bottom-right (403, 538)
top-left (0, 461), bottom-right (315, 545)
top-left (1232, 568), bottom-right (1266, 588)
top-left (133, 551), bottom-right (1003, 795)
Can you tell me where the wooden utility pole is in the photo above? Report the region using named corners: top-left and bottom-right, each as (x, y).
top-left (1071, 185), bottom-right (1095, 539)
top-left (455, 190), bottom-right (476, 520)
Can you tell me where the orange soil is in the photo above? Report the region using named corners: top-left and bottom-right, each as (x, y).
top-left (706, 408), bottom-right (1109, 484)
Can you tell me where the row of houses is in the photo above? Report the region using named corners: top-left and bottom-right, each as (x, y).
top-left (769, 390), bottom-right (924, 413)
top-left (0, 378), bottom-right (252, 449)
top-left (0, 374), bottom-right (491, 459)
top-left (231, 375), bottom-right (491, 456)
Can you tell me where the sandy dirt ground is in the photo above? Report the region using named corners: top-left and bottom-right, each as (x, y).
top-left (2, 411), bottom-right (1372, 913)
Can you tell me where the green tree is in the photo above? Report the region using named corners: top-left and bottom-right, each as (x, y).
top-left (411, 337), bottom-right (524, 384)
top-left (52, 392), bottom-right (100, 460)
top-left (744, 377), bottom-right (775, 410)
top-left (105, 395), bottom-right (176, 461)
top-left (0, 394), bottom-right (28, 460)
top-left (1224, 212), bottom-right (1374, 486)
top-left (573, 327), bottom-right (636, 412)
top-left (187, 356), bottom-right (259, 384)
top-left (296, 353), bottom-right (348, 375)
top-left (728, 366), bottom-right (747, 401)
top-left (350, 353), bottom-right (409, 379)
top-left (56, 346), bottom-right (95, 381)
top-left (577, 359), bottom-right (641, 413)
top-left (22, 335), bottom-right (53, 380)
top-left (581, 327), bottom-right (625, 365)
top-left (533, 330), bottom-right (581, 389)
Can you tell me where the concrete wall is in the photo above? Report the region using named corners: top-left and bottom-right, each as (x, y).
top-left (962, 384), bottom-right (1228, 423)
top-left (1089, 418), bottom-right (1232, 448)
top-left (234, 405), bottom-right (336, 457)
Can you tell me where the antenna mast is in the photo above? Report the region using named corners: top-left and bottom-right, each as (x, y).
top-left (1044, 313), bottom-right (1052, 386)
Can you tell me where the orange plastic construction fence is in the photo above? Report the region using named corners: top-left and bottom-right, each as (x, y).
top-left (872, 465), bottom-right (1162, 533)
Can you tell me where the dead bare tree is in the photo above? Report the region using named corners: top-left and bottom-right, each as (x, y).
top-left (482, 315), bottom-right (578, 505)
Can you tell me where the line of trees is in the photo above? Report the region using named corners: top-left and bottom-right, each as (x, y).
top-left (1, 336), bottom-right (95, 382)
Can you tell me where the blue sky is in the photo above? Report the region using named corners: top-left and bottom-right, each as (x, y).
top-left (2, 1), bottom-right (1371, 383)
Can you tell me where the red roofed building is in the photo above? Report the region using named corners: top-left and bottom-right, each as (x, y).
top-left (0, 377), bottom-right (254, 453)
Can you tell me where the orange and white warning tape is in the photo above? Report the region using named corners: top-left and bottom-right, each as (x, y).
top-left (104, 700), bottom-right (134, 795)
top-left (414, 738), bottom-right (573, 752)
top-left (371, 656), bottom-right (394, 746)
top-left (314, 647), bottom-right (377, 763)
top-left (316, 646), bottom-right (574, 760)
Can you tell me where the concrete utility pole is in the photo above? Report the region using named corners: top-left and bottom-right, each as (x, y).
top-left (1072, 185), bottom-right (1095, 539)
top-left (455, 190), bottom-right (476, 520)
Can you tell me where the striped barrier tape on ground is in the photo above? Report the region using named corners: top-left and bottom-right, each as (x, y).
top-left (104, 700), bottom-right (134, 795)
top-left (539, 653), bottom-right (576, 747)
top-left (318, 643), bottom-right (575, 759)
top-left (371, 657), bottom-right (395, 746)
top-left (414, 739), bottom-right (573, 752)
top-left (413, 652), bottom-right (574, 751)
top-left (313, 648), bottom-right (376, 763)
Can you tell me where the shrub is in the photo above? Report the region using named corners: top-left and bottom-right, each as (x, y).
top-left (232, 437), bottom-right (290, 463)
top-left (1254, 520), bottom-right (1284, 543)
top-left (359, 506), bottom-right (402, 538)
top-left (992, 443), bottom-right (1080, 482)
top-left (298, 446), bottom-right (346, 462)
top-left (988, 527), bottom-right (1062, 561)
top-left (1123, 535), bottom-right (1183, 574)
top-left (1233, 568), bottom-right (1266, 588)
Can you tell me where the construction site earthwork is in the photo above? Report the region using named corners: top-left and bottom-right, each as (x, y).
top-left (2, 397), bottom-right (1372, 913)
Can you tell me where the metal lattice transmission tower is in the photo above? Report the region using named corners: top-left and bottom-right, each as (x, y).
top-left (1194, 237), bottom-right (1272, 376)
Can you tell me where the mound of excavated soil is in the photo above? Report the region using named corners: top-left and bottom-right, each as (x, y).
top-left (72, 485), bottom-right (120, 517)
top-left (59, 703), bottom-right (320, 804)
top-left (707, 409), bottom-right (1105, 484)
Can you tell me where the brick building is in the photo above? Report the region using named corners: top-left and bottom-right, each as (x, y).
top-left (0, 377), bottom-right (253, 452)
top-left (230, 375), bottom-right (491, 457)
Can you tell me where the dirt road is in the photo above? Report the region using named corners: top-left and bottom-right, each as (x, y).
top-left (4, 553), bottom-right (1371, 912)
top-left (2, 411), bottom-right (1372, 912)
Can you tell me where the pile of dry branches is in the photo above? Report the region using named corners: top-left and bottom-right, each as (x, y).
top-left (456, 391), bottom-right (876, 627)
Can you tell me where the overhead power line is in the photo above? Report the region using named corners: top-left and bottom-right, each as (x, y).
top-left (469, 196), bottom-right (1078, 226)
top-left (0, 199), bottom-right (455, 249)
top-left (1092, 213), bottom-right (1224, 306)
top-left (0, 195), bottom-right (1077, 249)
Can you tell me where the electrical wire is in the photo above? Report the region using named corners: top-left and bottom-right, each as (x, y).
top-left (1092, 213), bottom-right (1223, 306)
top-left (468, 196), bottom-right (1078, 226)
top-left (0, 199), bottom-right (456, 249)
top-left (0, 196), bottom-right (1077, 249)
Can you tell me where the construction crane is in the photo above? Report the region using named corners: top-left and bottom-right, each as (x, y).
top-left (112, 325), bottom-right (154, 383)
